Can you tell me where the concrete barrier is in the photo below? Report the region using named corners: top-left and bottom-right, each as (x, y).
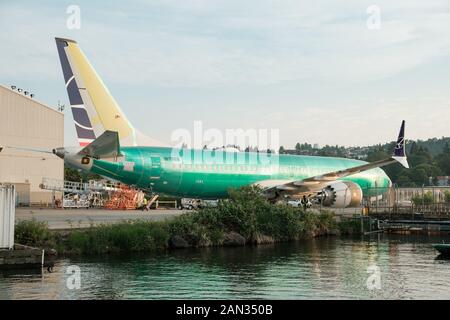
top-left (0, 244), bottom-right (44, 269)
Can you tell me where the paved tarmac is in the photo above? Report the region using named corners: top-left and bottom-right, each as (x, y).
top-left (15, 207), bottom-right (185, 230)
top-left (15, 206), bottom-right (363, 230)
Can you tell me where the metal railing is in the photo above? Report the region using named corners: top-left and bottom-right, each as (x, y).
top-left (40, 177), bottom-right (120, 194)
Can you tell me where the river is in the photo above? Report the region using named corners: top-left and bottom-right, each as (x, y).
top-left (1, 235), bottom-right (449, 299)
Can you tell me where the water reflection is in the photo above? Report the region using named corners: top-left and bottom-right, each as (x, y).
top-left (1, 235), bottom-right (449, 300)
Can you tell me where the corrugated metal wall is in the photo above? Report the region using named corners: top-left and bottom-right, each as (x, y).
top-left (0, 185), bottom-right (15, 249)
top-left (0, 85), bottom-right (64, 204)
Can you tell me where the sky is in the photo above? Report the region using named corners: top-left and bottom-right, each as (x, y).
top-left (0, 0), bottom-right (449, 149)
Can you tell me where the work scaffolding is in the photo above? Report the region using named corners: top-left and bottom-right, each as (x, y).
top-left (104, 184), bottom-right (147, 210)
top-left (39, 178), bottom-right (122, 209)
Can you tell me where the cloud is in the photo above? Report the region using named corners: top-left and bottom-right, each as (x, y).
top-left (2, 0), bottom-right (450, 87)
top-left (0, 0), bottom-right (449, 146)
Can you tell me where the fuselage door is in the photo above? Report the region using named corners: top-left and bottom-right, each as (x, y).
top-left (150, 155), bottom-right (161, 179)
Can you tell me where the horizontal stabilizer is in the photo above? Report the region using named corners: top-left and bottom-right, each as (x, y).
top-left (78, 130), bottom-right (122, 159)
top-left (0, 145), bottom-right (54, 154)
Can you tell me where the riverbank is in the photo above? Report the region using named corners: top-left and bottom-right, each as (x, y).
top-left (15, 187), bottom-right (348, 256)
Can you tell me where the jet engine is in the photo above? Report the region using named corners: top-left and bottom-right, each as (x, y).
top-left (319, 181), bottom-right (363, 208)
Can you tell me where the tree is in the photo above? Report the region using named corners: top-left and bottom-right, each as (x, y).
top-left (64, 165), bottom-right (102, 182)
top-left (396, 174), bottom-right (415, 187)
top-left (408, 145), bottom-right (432, 168)
top-left (435, 144), bottom-right (450, 175)
top-left (366, 147), bottom-right (389, 162)
top-left (443, 142), bottom-right (450, 154)
top-left (64, 166), bottom-right (82, 182)
top-left (295, 143), bottom-right (301, 153)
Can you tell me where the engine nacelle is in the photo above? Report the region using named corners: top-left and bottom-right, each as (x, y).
top-left (319, 181), bottom-right (363, 208)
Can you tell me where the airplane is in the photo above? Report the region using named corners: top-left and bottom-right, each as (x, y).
top-left (1, 38), bottom-right (410, 208)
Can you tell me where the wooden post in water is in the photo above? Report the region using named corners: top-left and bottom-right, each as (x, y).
top-left (375, 181), bottom-right (378, 214)
top-left (360, 214), bottom-right (364, 234)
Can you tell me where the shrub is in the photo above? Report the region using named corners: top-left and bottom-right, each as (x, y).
top-left (411, 191), bottom-right (434, 205)
top-left (170, 186), bottom-right (338, 243)
top-left (66, 221), bottom-right (170, 255)
top-left (15, 219), bottom-right (56, 248)
top-left (444, 191), bottom-right (450, 203)
top-left (317, 211), bottom-right (338, 234)
top-left (338, 218), bottom-right (360, 235)
top-left (168, 214), bottom-right (212, 246)
top-left (337, 217), bottom-right (370, 235)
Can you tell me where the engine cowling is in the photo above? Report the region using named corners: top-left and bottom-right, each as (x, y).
top-left (319, 181), bottom-right (363, 208)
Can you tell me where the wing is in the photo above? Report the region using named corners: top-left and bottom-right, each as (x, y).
top-left (260, 158), bottom-right (396, 196)
top-left (259, 121), bottom-right (409, 197)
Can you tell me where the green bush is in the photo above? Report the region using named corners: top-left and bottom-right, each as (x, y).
top-left (168, 214), bottom-right (212, 246)
top-left (337, 217), bottom-right (371, 235)
top-left (338, 219), bottom-right (360, 235)
top-left (444, 191), bottom-right (450, 203)
top-left (66, 221), bottom-right (170, 255)
top-left (411, 191), bottom-right (434, 205)
top-left (168, 186), bottom-right (338, 243)
top-left (15, 219), bottom-right (56, 248)
top-left (317, 211), bottom-right (339, 234)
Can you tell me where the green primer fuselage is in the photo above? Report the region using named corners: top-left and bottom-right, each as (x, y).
top-left (89, 147), bottom-right (391, 198)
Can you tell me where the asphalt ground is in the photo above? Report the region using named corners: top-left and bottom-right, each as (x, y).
top-left (15, 207), bottom-right (185, 229)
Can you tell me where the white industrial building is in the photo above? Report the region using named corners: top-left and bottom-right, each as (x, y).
top-left (0, 85), bottom-right (64, 205)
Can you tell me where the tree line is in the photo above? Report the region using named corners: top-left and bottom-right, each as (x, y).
top-left (279, 137), bottom-right (450, 187)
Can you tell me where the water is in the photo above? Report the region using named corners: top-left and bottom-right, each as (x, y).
top-left (1, 235), bottom-right (450, 300)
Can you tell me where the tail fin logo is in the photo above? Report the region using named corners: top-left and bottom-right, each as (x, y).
top-left (393, 120), bottom-right (406, 158)
top-left (395, 137), bottom-right (404, 151)
top-left (392, 120), bottom-right (409, 168)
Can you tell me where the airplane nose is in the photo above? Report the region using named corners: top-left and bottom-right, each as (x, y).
top-left (53, 147), bottom-right (66, 159)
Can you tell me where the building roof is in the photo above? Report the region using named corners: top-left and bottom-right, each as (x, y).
top-left (0, 84), bottom-right (63, 116)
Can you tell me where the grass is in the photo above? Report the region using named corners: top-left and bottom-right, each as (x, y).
top-left (15, 219), bottom-right (56, 249)
top-left (66, 220), bottom-right (170, 255)
top-left (337, 217), bottom-right (370, 235)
